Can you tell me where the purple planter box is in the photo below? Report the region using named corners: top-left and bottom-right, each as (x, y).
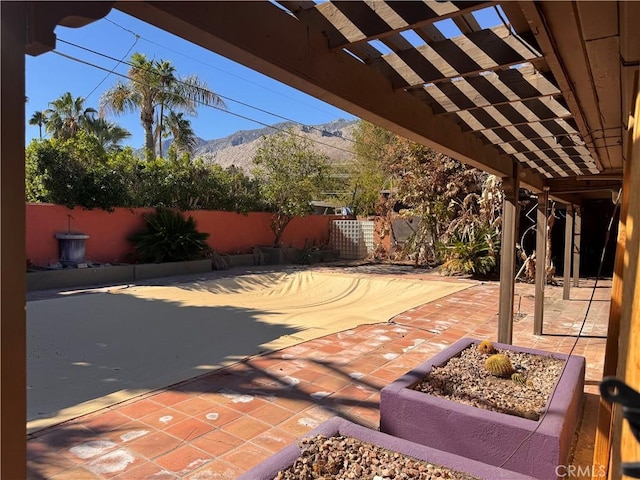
top-left (380, 338), bottom-right (585, 480)
top-left (239, 416), bottom-right (535, 480)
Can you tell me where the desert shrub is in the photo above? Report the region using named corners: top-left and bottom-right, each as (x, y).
top-left (439, 224), bottom-right (500, 276)
top-left (129, 208), bottom-right (211, 263)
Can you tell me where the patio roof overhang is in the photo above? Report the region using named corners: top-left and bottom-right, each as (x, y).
top-left (109, 0), bottom-right (637, 204)
top-left (2, 1), bottom-right (639, 478)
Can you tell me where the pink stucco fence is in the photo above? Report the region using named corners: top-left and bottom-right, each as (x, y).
top-left (26, 203), bottom-right (338, 266)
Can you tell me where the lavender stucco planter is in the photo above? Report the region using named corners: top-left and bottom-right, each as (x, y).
top-left (380, 338), bottom-right (585, 480)
top-left (239, 417), bottom-right (534, 480)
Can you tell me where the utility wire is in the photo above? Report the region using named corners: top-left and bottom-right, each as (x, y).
top-left (105, 18), bottom-right (139, 38)
top-left (102, 18), bottom-right (349, 122)
top-left (85, 35), bottom-right (139, 101)
top-left (51, 49), bottom-right (357, 157)
top-left (57, 37), bottom-right (356, 145)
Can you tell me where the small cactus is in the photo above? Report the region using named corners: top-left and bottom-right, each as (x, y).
top-left (477, 340), bottom-right (497, 354)
top-left (511, 372), bottom-right (527, 385)
top-left (485, 354), bottom-right (515, 377)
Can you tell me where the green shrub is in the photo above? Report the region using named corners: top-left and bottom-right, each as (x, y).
top-left (26, 134), bottom-right (131, 211)
top-left (129, 208), bottom-right (211, 263)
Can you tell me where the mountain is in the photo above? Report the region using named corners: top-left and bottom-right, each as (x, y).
top-left (193, 118), bottom-right (357, 172)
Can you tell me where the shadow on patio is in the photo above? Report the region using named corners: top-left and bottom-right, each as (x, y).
top-left (27, 276), bottom-right (609, 479)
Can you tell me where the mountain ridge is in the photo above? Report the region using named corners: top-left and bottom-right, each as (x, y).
top-left (159, 118), bottom-right (357, 172)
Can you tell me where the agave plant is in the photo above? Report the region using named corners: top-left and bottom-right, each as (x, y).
top-left (129, 208), bottom-right (211, 263)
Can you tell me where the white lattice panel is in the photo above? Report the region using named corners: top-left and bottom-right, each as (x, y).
top-left (330, 220), bottom-right (375, 259)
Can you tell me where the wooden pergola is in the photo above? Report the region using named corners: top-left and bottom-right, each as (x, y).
top-left (2, 1), bottom-right (639, 478)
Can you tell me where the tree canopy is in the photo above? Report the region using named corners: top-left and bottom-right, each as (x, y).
top-left (45, 92), bottom-right (97, 139)
top-left (347, 120), bottom-right (502, 274)
top-left (252, 127), bottom-right (331, 245)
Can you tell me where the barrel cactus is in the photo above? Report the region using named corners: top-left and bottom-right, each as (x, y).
top-left (485, 354), bottom-right (515, 377)
top-left (477, 340), bottom-right (497, 354)
top-left (511, 372), bottom-right (527, 386)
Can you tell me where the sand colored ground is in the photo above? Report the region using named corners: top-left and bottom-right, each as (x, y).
top-left (27, 269), bottom-right (472, 432)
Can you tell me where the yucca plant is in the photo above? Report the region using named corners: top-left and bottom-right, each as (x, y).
top-left (129, 208), bottom-right (211, 263)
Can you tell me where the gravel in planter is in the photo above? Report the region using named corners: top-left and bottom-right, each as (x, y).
top-left (412, 345), bottom-right (565, 421)
top-left (274, 434), bottom-right (480, 480)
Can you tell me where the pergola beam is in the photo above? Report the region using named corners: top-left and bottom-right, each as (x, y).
top-left (25, 1), bottom-right (113, 55)
top-left (115, 1), bottom-right (548, 194)
top-left (518, 1), bottom-right (605, 172)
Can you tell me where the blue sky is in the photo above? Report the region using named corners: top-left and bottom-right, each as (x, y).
top-left (26, 9), bottom-right (357, 148)
top-left (26, 6), bottom-right (504, 149)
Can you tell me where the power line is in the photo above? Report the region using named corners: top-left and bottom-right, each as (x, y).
top-left (85, 35), bottom-right (139, 101)
top-left (102, 18), bottom-right (348, 122)
top-left (51, 49), bottom-right (357, 157)
top-left (57, 37), bottom-right (356, 145)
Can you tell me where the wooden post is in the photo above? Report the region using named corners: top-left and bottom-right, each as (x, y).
top-left (610, 80), bottom-right (640, 480)
top-left (563, 205), bottom-right (574, 300)
top-left (592, 120), bottom-right (632, 479)
top-left (0, 2), bottom-right (27, 478)
top-left (534, 188), bottom-right (549, 335)
top-left (573, 206), bottom-right (582, 287)
top-left (498, 169), bottom-right (520, 344)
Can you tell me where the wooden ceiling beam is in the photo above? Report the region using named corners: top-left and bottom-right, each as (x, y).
top-left (115, 0), bottom-right (550, 195)
top-left (518, 1), bottom-right (606, 171)
top-left (547, 177), bottom-right (622, 195)
top-left (452, 12), bottom-right (482, 35)
top-left (26, 1), bottom-right (113, 56)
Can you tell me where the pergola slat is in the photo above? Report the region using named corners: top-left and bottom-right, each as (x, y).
top-left (262, 2), bottom-right (600, 181)
top-left (434, 97), bottom-right (571, 122)
top-left (318, 0), bottom-right (494, 50)
top-left (453, 12), bottom-right (482, 34)
top-left (416, 67), bottom-right (560, 112)
top-left (372, 26), bottom-right (540, 88)
top-left (332, 2), bottom-right (394, 39)
top-left (451, 114), bottom-right (594, 178)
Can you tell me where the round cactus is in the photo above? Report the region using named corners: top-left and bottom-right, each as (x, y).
top-left (477, 340), bottom-right (497, 354)
top-left (511, 372), bottom-right (527, 385)
top-left (485, 354), bottom-right (515, 377)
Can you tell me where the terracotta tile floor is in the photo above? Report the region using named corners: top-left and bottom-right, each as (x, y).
top-left (27, 271), bottom-right (611, 479)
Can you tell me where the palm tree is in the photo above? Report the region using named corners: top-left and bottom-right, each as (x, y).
top-left (163, 111), bottom-right (197, 155)
top-left (153, 59), bottom-right (177, 159)
top-left (29, 111), bottom-right (48, 139)
top-left (86, 118), bottom-right (132, 152)
top-left (45, 92), bottom-right (97, 139)
top-left (100, 53), bottom-right (225, 160)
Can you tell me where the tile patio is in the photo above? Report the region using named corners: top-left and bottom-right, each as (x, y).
top-left (27, 272), bottom-right (611, 479)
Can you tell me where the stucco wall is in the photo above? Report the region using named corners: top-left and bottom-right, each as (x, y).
top-left (26, 203), bottom-right (337, 266)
